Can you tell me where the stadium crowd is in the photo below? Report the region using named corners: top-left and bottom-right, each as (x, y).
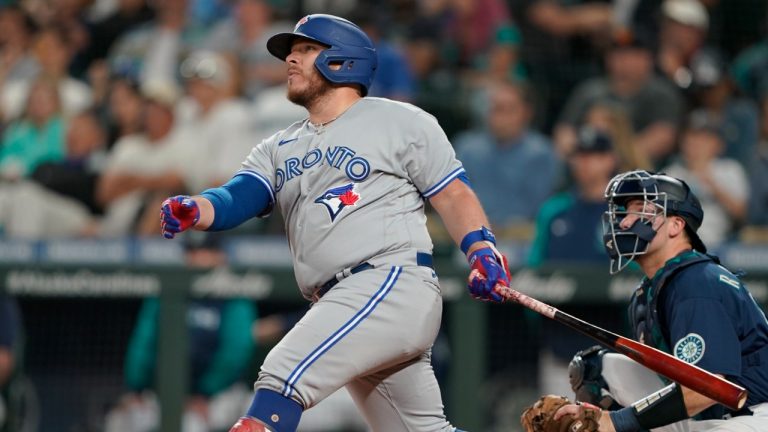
top-left (0, 0), bottom-right (766, 248)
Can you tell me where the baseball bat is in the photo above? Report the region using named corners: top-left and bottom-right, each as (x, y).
top-left (497, 286), bottom-right (748, 410)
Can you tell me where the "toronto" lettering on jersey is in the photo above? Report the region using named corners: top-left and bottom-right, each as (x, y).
top-left (274, 145), bottom-right (371, 192)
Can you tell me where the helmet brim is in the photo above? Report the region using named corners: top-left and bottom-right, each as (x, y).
top-left (267, 33), bottom-right (330, 61)
top-left (267, 32), bottom-right (298, 60)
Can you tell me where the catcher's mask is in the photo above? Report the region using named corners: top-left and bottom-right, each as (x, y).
top-left (602, 170), bottom-right (705, 274)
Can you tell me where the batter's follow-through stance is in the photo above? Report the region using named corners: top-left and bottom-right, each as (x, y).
top-left (160, 14), bottom-right (512, 432)
top-left (522, 170), bottom-right (768, 432)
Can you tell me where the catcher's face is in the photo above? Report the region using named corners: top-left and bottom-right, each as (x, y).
top-left (286, 39), bottom-right (333, 107)
top-left (619, 199), bottom-right (665, 231)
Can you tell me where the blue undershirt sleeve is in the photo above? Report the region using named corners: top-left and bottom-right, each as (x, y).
top-left (200, 174), bottom-right (274, 231)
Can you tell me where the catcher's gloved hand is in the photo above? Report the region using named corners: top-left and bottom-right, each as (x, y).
top-left (520, 394), bottom-right (601, 432)
top-left (160, 195), bottom-right (200, 239)
top-left (467, 246), bottom-right (511, 302)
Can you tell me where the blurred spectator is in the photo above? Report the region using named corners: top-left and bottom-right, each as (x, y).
top-left (0, 294), bottom-right (20, 389)
top-left (30, 109), bottom-right (108, 216)
top-left (173, 50), bottom-right (255, 191)
top-left (526, 126), bottom-right (622, 397)
top-left (662, 109), bottom-right (749, 247)
top-left (0, 77), bottom-right (65, 180)
top-left (102, 76), bottom-right (145, 147)
top-left (527, 126), bottom-right (617, 267)
top-left (0, 294), bottom-right (21, 430)
top-left (96, 80), bottom-right (190, 236)
top-left (463, 24), bottom-right (527, 126)
top-left (108, 0), bottom-right (226, 86)
top-left (0, 108), bottom-right (101, 239)
top-left (554, 28), bottom-right (684, 168)
top-left (465, 24), bottom-right (526, 87)
top-left (404, 20), bottom-right (471, 138)
top-left (24, 0), bottom-right (92, 73)
top-left (454, 79), bottom-right (561, 231)
top-left (731, 36), bottom-right (768, 104)
top-left (687, 48), bottom-right (759, 168)
top-left (582, 100), bottom-right (653, 172)
top-left (300, 0), bottom-right (359, 17)
top-left (0, 5), bottom-right (39, 87)
top-left (351, 10), bottom-right (414, 101)
top-left (705, 0), bottom-right (767, 60)
top-left (509, 0), bottom-right (612, 130)
top-left (203, 0), bottom-right (292, 99)
top-left (657, 0), bottom-right (712, 91)
top-left (747, 96), bottom-right (768, 226)
top-left (104, 232), bottom-right (256, 432)
top-left (76, 0), bottom-right (155, 76)
top-left (445, 0), bottom-right (511, 68)
top-left (1, 26), bottom-right (93, 122)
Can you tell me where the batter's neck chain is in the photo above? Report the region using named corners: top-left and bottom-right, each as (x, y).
top-left (309, 100), bottom-right (358, 134)
top-left (309, 115), bottom-right (340, 134)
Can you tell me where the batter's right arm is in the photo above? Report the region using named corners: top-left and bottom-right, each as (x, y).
top-left (160, 174), bottom-right (274, 239)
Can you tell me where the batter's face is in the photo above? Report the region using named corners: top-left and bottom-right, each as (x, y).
top-left (285, 39), bottom-right (333, 107)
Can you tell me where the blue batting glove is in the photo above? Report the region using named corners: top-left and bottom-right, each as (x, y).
top-left (467, 247), bottom-right (511, 302)
top-left (160, 196), bottom-right (200, 239)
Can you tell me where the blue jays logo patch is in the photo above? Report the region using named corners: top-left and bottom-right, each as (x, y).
top-left (674, 333), bottom-right (705, 364)
top-left (315, 183), bottom-right (360, 222)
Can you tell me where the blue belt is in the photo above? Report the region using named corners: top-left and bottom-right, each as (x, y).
top-left (316, 252), bottom-right (434, 299)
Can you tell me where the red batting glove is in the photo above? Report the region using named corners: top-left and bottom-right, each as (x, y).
top-left (229, 416), bottom-right (272, 432)
top-left (160, 196), bottom-right (200, 239)
top-left (467, 246), bottom-right (512, 302)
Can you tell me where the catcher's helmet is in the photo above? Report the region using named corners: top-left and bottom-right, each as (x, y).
top-left (267, 14), bottom-right (378, 96)
top-left (602, 170), bottom-right (706, 273)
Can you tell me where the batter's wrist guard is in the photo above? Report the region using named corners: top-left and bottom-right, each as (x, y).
top-left (461, 226), bottom-right (497, 254)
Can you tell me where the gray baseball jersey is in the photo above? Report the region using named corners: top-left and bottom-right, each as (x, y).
top-left (239, 97), bottom-right (464, 296)
top-left (237, 97), bottom-right (464, 431)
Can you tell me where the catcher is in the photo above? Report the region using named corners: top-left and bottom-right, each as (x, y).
top-left (522, 170), bottom-right (768, 432)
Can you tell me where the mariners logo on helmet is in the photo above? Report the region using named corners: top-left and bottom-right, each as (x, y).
top-left (315, 183), bottom-right (360, 222)
top-left (674, 333), bottom-right (705, 364)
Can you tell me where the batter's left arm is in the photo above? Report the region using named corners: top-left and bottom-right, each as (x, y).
top-left (430, 179), bottom-right (512, 302)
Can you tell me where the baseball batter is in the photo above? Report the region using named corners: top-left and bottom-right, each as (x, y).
top-left (540, 170), bottom-right (768, 432)
top-left (160, 14), bottom-right (512, 432)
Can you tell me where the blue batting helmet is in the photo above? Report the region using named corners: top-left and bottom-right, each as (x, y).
top-left (267, 14), bottom-right (378, 96)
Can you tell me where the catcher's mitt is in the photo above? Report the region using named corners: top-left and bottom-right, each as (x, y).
top-left (520, 394), bottom-right (601, 432)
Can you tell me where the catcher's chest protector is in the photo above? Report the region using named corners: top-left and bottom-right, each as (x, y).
top-left (629, 252), bottom-right (711, 352)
